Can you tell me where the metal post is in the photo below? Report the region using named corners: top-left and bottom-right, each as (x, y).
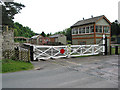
top-left (115, 46), bottom-right (118, 55)
top-left (105, 36), bottom-right (107, 55)
top-left (110, 46), bottom-right (112, 55)
top-left (67, 45), bottom-right (71, 58)
top-left (15, 47), bottom-right (19, 60)
top-left (28, 49), bottom-right (30, 62)
top-left (30, 46), bottom-right (34, 61)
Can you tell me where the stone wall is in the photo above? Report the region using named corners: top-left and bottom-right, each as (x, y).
top-left (2, 26), bottom-right (14, 50)
top-left (1, 26), bottom-right (14, 59)
top-left (0, 27), bottom-right (2, 60)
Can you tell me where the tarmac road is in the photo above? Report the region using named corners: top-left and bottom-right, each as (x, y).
top-left (2, 55), bottom-right (119, 88)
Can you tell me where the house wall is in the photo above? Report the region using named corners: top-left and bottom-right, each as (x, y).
top-left (71, 17), bottom-right (111, 53)
top-left (72, 34), bottom-right (94, 45)
top-left (72, 38), bottom-right (94, 45)
top-left (58, 35), bottom-right (66, 45)
top-left (50, 38), bottom-right (55, 42)
top-left (72, 24), bottom-right (95, 45)
top-left (31, 39), bottom-right (37, 44)
top-left (72, 34), bottom-right (94, 38)
top-left (41, 37), bottom-right (50, 44)
top-left (96, 18), bottom-right (110, 26)
top-left (95, 18), bottom-right (111, 52)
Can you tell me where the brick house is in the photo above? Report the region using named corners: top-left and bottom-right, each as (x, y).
top-left (31, 35), bottom-right (50, 45)
top-left (14, 37), bottom-right (30, 43)
top-left (71, 15), bottom-right (111, 47)
top-left (49, 34), bottom-right (67, 45)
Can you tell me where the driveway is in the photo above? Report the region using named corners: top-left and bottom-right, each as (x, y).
top-left (2, 55), bottom-right (119, 88)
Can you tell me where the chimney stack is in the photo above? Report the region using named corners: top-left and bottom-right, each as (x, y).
top-left (91, 15), bottom-right (93, 18)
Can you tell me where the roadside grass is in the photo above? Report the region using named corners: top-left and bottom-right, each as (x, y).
top-left (1, 59), bottom-right (34, 73)
top-left (111, 47), bottom-right (120, 54)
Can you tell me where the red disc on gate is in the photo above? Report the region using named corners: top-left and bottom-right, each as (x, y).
top-left (60, 49), bottom-right (65, 54)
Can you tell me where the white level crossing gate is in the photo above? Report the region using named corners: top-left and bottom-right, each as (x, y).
top-left (33, 44), bottom-right (104, 60)
top-left (33, 35), bottom-right (106, 60)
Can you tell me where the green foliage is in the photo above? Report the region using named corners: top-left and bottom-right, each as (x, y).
top-left (41, 31), bottom-right (46, 37)
top-left (54, 28), bottom-right (72, 43)
top-left (2, 59), bottom-right (34, 73)
top-left (111, 20), bottom-right (120, 36)
top-left (14, 22), bottom-right (36, 38)
top-left (111, 47), bottom-right (120, 54)
top-left (46, 33), bottom-right (52, 37)
top-left (2, 2), bottom-right (25, 26)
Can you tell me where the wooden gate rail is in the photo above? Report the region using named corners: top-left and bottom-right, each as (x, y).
top-left (33, 44), bottom-right (104, 60)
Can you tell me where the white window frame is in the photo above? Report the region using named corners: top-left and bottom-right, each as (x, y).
top-left (72, 28), bottom-right (75, 35)
top-left (89, 25), bottom-right (94, 33)
top-left (96, 26), bottom-right (102, 33)
top-left (79, 28), bottom-right (81, 34)
top-left (86, 26), bottom-right (90, 34)
top-left (78, 28), bottom-right (79, 34)
top-left (103, 26), bottom-right (110, 33)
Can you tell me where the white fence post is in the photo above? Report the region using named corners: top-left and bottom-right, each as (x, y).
top-left (92, 45), bottom-right (94, 55)
top-left (103, 34), bottom-right (105, 55)
top-left (51, 46), bottom-right (53, 58)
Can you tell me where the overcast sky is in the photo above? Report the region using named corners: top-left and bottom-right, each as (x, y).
top-left (14, 0), bottom-right (120, 34)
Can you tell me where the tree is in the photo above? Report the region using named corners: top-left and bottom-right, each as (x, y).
top-left (65, 28), bottom-right (72, 42)
top-left (41, 31), bottom-right (46, 37)
top-left (111, 20), bottom-right (120, 36)
top-left (47, 32), bottom-right (52, 37)
top-left (14, 22), bottom-right (36, 38)
top-left (47, 33), bottom-right (50, 37)
top-left (1, 2), bottom-right (25, 26)
top-left (54, 28), bottom-right (72, 43)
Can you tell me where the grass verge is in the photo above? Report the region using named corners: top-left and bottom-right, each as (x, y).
top-left (111, 47), bottom-right (120, 54)
top-left (1, 59), bottom-right (34, 73)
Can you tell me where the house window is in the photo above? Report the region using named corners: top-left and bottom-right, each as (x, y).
top-left (72, 28), bottom-right (78, 34)
top-left (96, 26), bottom-right (102, 33)
top-left (76, 28), bottom-right (78, 34)
top-left (81, 27), bottom-right (85, 33)
top-left (99, 26), bottom-right (102, 33)
top-left (104, 26), bottom-right (110, 33)
top-left (72, 29), bottom-right (74, 34)
top-left (79, 28), bottom-right (81, 34)
top-left (96, 26), bottom-right (98, 32)
top-left (72, 28), bottom-right (75, 34)
top-left (90, 26), bottom-right (94, 33)
top-left (86, 27), bottom-right (89, 33)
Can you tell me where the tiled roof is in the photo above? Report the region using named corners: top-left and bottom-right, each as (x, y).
top-left (49, 34), bottom-right (64, 38)
top-left (14, 37), bottom-right (30, 39)
top-left (71, 15), bottom-right (105, 28)
top-left (31, 35), bottom-right (42, 39)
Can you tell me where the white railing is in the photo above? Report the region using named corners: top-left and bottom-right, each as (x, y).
top-left (33, 44), bottom-right (104, 60)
